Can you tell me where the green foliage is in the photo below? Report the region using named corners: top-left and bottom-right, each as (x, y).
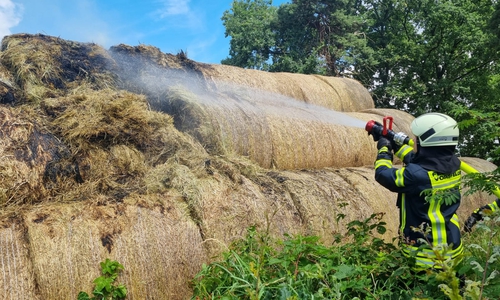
top-left (221, 0), bottom-right (278, 70)
top-left (222, 0), bottom-right (374, 76)
top-left (461, 168), bottom-right (500, 198)
top-left (450, 101), bottom-right (500, 165)
top-left (460, 212), bottom-right (500, 299)
top-left (420, 186), bottom-right (461, 206)
top-left (191, 213), bottom-right (456, 299)
top-left (77, 259), bottom-right (127, 300)
top-left (191, 207), bottom-right (500, 299)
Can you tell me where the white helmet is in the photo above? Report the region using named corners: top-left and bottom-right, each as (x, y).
top-left (411, 113), bottom-right (459, 147)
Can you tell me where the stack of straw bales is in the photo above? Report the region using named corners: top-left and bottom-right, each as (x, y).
top-left (0, 34), bottom-right (497, 300)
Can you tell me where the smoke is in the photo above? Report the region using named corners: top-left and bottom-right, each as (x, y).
top-left (0, 0), bottom-right (23, 40)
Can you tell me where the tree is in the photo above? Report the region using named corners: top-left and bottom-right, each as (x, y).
top-left (222, 0), bottom-right (375, 76)
top-left (221, 0), bottom-right (278, 70)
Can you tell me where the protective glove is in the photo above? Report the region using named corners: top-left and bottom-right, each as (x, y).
top-left (376, 137), bottom-right (393, 161)
top-left (377, 138), bottom-right (392, 152)
top-left (463, 212), bottom-right (482, 232)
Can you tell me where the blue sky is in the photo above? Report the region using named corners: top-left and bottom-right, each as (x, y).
top-left (0, 0), bottom-right (288, 64)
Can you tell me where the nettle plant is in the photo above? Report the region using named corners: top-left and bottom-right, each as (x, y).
top-left (78, 259), bottom-right (127, 300)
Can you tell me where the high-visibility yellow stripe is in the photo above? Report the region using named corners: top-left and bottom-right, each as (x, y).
top-left (425, 170), bottom-right (461, 247)
top-left (402, 242), bottom-right (463, 269)
top-left (400, 194), bottom-right (406, 234)
top-left (395, 145), bottom-right (413, 160)
top-left (428, 170), bottom-right (461, 192)
top-left (491, 201), bottom-right (499, 212)
top-left (451, 214), bottom-right (459, 229)
top-left (428, 197), bottom-right (446, 244)
top-left (375, 159), bottom-right (392, 169)
top-left (395, 168), bottom-right (405, 187)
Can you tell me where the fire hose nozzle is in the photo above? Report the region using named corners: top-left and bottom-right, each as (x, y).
top-left (365, 116), bottom-right (414, 147)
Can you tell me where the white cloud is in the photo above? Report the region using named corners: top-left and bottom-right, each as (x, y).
top-left (157, 0), bottom-right (190, 17)
top-left (0, 0), bottom-right (23, 39)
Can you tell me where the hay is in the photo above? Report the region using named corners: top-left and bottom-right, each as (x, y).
top-left (0, 105), bottom-right (71, 206)
top-left (25, 194), bottom-right (206, 300)
top-left (164, 86), bottom-right (275, 165)
top-left (164, 85), bottom-right (384, 169)
top-left (0, 220), bottom-right (37, 300)
top-left (267, 117), bottom-right (374, 169)
top-left (199, 64), bottom-right (374, 112)
top-left (0, 34), bottom-right (116, 102)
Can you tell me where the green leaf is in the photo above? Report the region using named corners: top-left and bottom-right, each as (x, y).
top-left (77, 292), bottom-right (91, 300)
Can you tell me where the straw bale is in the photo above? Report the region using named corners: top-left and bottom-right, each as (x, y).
top-left (193, 64), bottom-right (289, 97)
top-left (0, 221), bottom-right (38, 300)
top-left (274, 169), bottom-right (382, 242)
top-left (193, 171), bottom-right (303, 258)
top-left (332, 167), bottom-right (400, 239)
top-left (195, 161), bottom-right (399, 256)
top-left (1, 34), bottom-right (116, 102)
top-left (199, 63), bottom-right (374, 112)
top-left (164, 84), bottom-right (380, 169)
top-left (280, 73), bottom-right (374, 111)
top-left (267, 116), bottom-right (375, 169)
top-left (25, 194), bottom-right (206, 300)
top-left (164, 85), bottom-right (275, 164)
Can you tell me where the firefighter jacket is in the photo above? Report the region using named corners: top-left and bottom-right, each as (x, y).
top-left (374, 144), bottom-right (463, 269)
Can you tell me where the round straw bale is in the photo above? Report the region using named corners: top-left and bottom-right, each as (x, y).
top-left (267, 116), bottom-right (374, 169)
top-left (332, 167), bottom-right (400, 239)
top-left (164, 84), bottom-right (377, 169)
top-left (199, 64), bottom-right (373, 112)
top-left (0, 221), bottom-right (37, 299)
top-left (24, 194), bottom-right (206, 300)
top-left (164, 85), bottom-right (275, 165)
top-left (274, 168), bottom-right (385, 242)
top-left (198, 64), bottom-right (290, 97)
top-left (307, 75), bottom-right (374, 111)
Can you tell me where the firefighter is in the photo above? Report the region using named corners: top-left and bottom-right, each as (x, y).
top-left (373, 112), bottom-right (463, 269)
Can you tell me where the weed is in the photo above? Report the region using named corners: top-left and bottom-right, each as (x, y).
top-left (191, 209), bottom-right (500, 300)
top-left (78, 259), bottom-right (127, 300)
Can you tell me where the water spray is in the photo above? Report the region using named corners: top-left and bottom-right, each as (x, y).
top-left (365, 116), bottom-right (414, 147)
